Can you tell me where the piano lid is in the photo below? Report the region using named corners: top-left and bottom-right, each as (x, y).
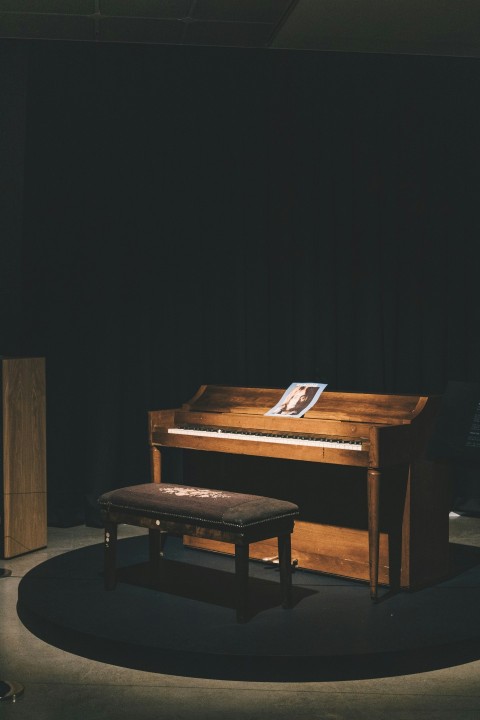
top-left (181, 385), bottom-right (433, 425)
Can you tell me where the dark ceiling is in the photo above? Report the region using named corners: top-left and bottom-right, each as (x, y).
top-left (1, 0), bottom-right (480, 57)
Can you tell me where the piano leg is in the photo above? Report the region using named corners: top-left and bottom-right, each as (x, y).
top-left (148, 528), bottom-right (168, 586)
top-left (235, 544), bottom-right (250, 623)
top-left (278, 533), bottom-right (293, 609)
top-left (367, 468), bottom-right (381, 601)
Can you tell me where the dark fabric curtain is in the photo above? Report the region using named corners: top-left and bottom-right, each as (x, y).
top-left (16, 41), bottom-right (480, 525)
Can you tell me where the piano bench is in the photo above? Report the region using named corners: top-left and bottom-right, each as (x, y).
top-left (98, 483), bottom-right (299, 623)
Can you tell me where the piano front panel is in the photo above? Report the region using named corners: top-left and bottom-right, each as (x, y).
top-left (184, 521), bottom-right (392, 586)
top-left (181, 451), bottom-right (405, 586)
top-left (180, 450), bottom-right (449, 589)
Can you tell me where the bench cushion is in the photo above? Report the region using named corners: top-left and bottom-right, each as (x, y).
top-left (98, 483), bottom-right (299, 530)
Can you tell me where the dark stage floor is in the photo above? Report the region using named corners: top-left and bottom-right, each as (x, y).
top-left (16, 531), bottom-right (480, 682)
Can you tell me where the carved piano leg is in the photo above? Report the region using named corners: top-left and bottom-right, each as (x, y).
top-left (367, 468), bottom-right (381, 600)
top-left (278, 533), bottom-right (293, 609)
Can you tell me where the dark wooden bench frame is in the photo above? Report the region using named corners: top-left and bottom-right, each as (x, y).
top-left (102, 508), bottom-right (296, 623)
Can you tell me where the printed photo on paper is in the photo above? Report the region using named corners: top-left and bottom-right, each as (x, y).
top-left (265, 382), bottom-right (327, 418)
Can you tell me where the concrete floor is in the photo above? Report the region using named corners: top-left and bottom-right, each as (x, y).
top-left (1, 515), bottom-right (480, 720)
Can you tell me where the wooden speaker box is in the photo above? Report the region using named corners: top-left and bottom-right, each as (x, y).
top-left (1, 357), bottom-right (47, 559)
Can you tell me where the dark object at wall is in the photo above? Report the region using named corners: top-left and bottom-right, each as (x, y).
top-left (428, 381), bottom-right (480, 463)
top-left (428, 381), bottom-right (480, 516)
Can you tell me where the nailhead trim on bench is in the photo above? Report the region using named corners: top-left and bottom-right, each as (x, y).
top-left (98, 499), bottom-right (299, 529)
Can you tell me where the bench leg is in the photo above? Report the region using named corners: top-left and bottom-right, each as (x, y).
top-left (149, 529), bottom-right (167, 587)
top-left (235, 543), bottom-right (249, 623)
top-left (104, 520), bottom-right (118, 591)
top-left (278, 533), bottom-right (293, 609)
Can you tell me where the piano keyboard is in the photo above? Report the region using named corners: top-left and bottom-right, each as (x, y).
top-left (168, 425), bottom-right (364, 451)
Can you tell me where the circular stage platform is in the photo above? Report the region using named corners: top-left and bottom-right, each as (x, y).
top-left (17, 535), bottom-right (480, 681)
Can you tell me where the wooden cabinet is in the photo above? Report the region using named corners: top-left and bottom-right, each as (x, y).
top-left (1, 357), bottom-right (46, 558)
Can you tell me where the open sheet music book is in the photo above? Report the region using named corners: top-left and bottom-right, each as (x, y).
top-left (265, 382), bottom-right (327, 418)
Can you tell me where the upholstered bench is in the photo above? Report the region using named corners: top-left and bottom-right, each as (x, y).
top-left (98, 483), bottom-right (299, 622)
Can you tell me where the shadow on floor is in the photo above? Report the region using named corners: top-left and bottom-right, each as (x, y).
top-left (117, 558), bottom-right (314, 614)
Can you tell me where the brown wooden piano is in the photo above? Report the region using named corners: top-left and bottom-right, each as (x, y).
top-left (148, 385), bottom-right (451, 599)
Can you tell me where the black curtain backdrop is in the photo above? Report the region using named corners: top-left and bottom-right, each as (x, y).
top-left (15, 41), bottom-right (480, 525)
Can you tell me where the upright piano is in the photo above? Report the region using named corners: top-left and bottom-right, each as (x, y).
top-left (148, 385), bottom-right (451, 598)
